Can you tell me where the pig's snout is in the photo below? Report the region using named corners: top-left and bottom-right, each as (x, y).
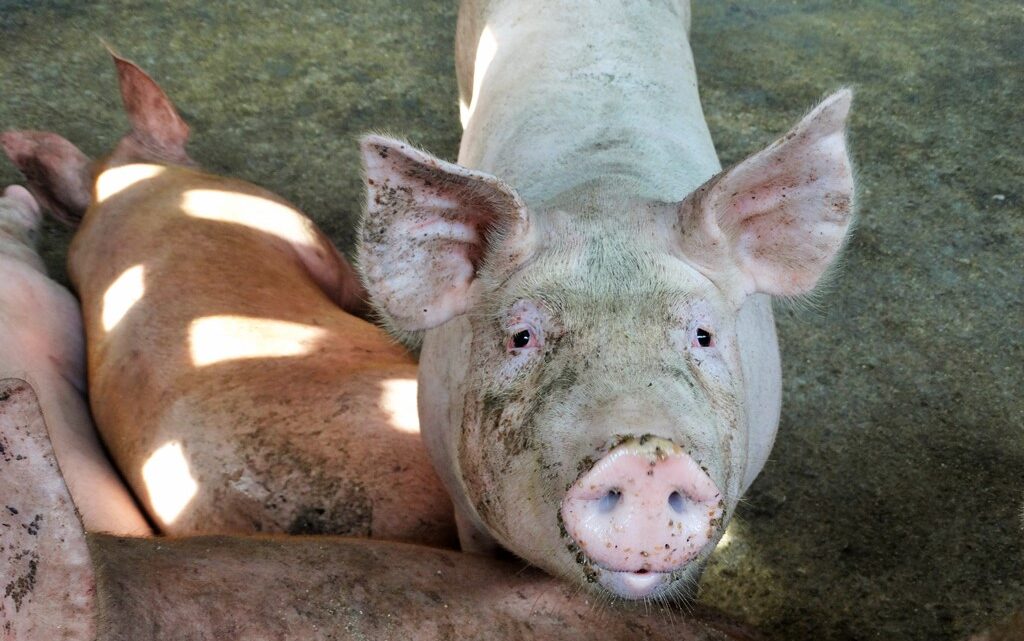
top-left (561, 437), bottom-right (723, 594)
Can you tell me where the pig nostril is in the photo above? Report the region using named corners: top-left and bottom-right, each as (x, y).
top-left (598, 489), bottom-right (622, 514)
top-left (668, 491), bottom-right (685, 514)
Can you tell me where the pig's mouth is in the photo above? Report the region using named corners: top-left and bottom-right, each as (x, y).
top-left (595, 567), bottom-right (673, 600)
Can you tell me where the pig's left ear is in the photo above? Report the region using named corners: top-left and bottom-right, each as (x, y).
top-left (1, 130), bottom-right (93, 226)
top-left (679, 89), bottom-right (855, 296)
top-left (359, 135), bottom-right (527, 334)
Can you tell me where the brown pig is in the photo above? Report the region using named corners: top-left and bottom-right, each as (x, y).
top-left (0, 375), bottom-right (761, 641)
top-left (1, 53), bottom-right (455, 545)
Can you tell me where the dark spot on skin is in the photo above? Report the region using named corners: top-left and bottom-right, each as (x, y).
top-left (0, 391), bottom-right (10, 402)
top-left (424, 590), bottom-right (444, 604)
top-left (286, 488), bottom-right (372, 536)
top-left (23, 514), bottom-right (41, 536)
top-left (6, 506), bottom-right (17, 515)
top-left (4, 554), bottom-right (38, 611)
top-left (474, 495), bottom-right (495, 525)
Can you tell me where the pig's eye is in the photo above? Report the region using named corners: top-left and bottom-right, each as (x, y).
top-left (506, 324), bottom-right (542, 352)
top-left (695, 327), bottom-right (714, 348)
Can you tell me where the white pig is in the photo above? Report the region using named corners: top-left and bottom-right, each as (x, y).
top-left (0, 186), bottom-right (150, 537)
top-left (359, 0), bottom-right (854, 600)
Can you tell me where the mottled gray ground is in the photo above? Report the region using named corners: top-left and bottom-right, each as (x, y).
top-left (1, 1), bottom-right (1020, 640)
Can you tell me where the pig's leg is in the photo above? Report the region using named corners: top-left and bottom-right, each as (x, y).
top-left (90, 534), bottom-right (758, 641)
top-left (0, 378), bottom-right (95, 640)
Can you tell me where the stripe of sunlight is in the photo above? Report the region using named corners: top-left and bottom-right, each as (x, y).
top-left (94, 164), bottom-right (165, 202)
top-left (102, 264), bottom-right (145, 332)
top-left (188, 315), bottom-right (327, 367)
top-left (141, 441), bottom-right (198, 527)
top-left (378, 378), bottom-right (420, 434)
top-left (459, 24), bottom-right (498, 129)
top-left (180, 189), bottom-right (317, 248)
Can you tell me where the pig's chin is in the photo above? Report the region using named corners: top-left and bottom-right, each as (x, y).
top-left (596, 568), bottom-right (674, 600)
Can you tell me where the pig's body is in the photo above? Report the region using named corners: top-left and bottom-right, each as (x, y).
top-left (2, 375), bottom-right (759, 640)
top-left (3, 56), bottom-right (455, 545)
top-left (360, 0), bottom-right (853, 600)
top-left (0, 187), bottom-right (150, 536)
top-left (438, 0), bottom-right (780, 521)
top-left (70, 165), bottom-right (452, 542)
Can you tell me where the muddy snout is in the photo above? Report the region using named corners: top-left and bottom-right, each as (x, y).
top-left (561, 437), bottom-right (724, 578)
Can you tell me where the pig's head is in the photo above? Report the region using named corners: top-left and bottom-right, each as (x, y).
top-left (359, 90), bottom-right (854, 601)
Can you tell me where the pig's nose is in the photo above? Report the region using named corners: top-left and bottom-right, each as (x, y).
top-left (560, 437), bottom-right (723, 574)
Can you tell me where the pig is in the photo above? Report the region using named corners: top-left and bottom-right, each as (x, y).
top-left (358, 0), bottom-right (855, 600)
top-left (1, 53), bottom-right (455, 545)
top-left (1, 374), bottom-right (762, 640)
top-left (0, 185), bottom-right (150, 536)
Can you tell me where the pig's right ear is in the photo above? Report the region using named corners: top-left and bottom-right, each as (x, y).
top-left (1, 130), bottom-right (92, 226)
top-left (359, 135), bottom-right (527, 334)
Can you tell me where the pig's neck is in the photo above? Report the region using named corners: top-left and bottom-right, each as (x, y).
top-left (456, 0), bottom-right (720, 209)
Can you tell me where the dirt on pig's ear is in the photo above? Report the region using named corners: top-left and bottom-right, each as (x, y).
top-left (676, 89), bottom-right (856, 297)
top-left (0, 130), bottom-right (92, 226)
top-left (108, 51), bottom-right (194, 167)
top-left (358, 134), bottom-right (528, 340)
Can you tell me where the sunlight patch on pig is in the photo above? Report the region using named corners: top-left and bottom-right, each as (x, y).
top-left (94, 164), bottom-right (165, 202)
top-left (181, 189), bottom-right (317, 248)
top-left (714, 520), bottom-right (738, 551)
top-left (459, 25), bottom-right (498, 129)
top-left (141, 441), bottom-right (198, 526)
top-left (188, 315), bottom-right (326, 366)
top-left (379, 378), bottom-right (420, 434)
top-left (101, 264), bottom-right (145, 331)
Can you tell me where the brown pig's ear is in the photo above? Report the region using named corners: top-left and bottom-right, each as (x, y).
top-left (109, 51), bottom-right (192, 165)
top-left (0, 130), bottom-right (92, 226)
top-left (678, 89), bottom-right (855, 297)
top-left (358, 135), bottom-right (528, 338)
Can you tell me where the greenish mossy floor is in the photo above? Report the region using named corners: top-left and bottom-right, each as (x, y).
top-left (1, 2), bottom-right (1020, 640)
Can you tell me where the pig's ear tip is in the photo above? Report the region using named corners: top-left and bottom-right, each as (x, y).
top-left (99, 38), bottom-right (125, 61)
top-left (359, 132), bottom-right (405, 151)
top-left (819, 87), bottom-right (854, 119)
top-left (0, 130), bottom-right (28, 157)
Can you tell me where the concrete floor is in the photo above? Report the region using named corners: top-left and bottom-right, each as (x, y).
top-left (1, 1), bottom-right (1021, 640)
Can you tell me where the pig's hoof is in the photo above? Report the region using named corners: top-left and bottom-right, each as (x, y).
top-left (0, 378), bottom-right (96, 640)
